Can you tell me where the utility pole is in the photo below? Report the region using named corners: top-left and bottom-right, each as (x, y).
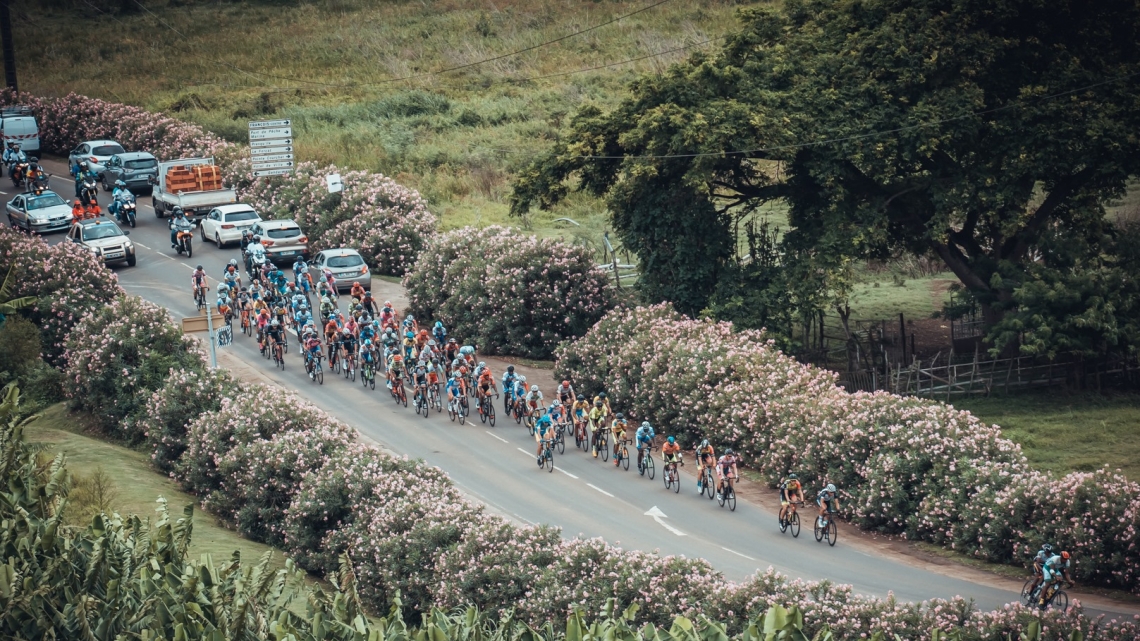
top-left (0, 0), bottom-right (16, 92)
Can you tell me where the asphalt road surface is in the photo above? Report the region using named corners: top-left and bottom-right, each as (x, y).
top-left (19, 159), bottom-right (1137, 619)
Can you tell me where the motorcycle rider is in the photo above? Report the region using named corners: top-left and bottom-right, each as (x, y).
top-left (3, 142), bottom-right (27, 180)
top-left (169, 207), bottom-right (194, 249)
top-left (109, 180), bottom-right (132, 220)
top-left (74, 161), bottom-right (99, 201)
top-left (244, 234), bottom-right (268, 274)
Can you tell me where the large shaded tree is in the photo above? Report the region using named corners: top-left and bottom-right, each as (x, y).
top-left (512, 0), bottom-right (1140, 354)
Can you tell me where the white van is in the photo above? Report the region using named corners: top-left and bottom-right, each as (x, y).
top-left (0, 107), bottom-right (40, 154)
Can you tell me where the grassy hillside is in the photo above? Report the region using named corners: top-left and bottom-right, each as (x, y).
top-left (14, 0), bottom-right (748, 244)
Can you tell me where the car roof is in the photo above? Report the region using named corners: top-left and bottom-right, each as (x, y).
top-left (113, 151), bottom-right (155, 161)
top-left (76, 217), bottom-right (121, 228)
top-left (80, 140), bottom-right (121, 147)
top-left (255, 219), bottom-right (300, 229)
top-left (23, 190), bottom-right (62, 199)
top-left (215, 204), bottom-right (258, 214)
top-left (320, 248), bottom-right (362, 258)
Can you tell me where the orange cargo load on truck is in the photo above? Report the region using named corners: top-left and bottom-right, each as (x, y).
top-left (193, 165), bottom-right (223, 191)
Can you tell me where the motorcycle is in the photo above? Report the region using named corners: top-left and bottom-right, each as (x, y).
top-left (28, 166), bottom-right (49, 194)
top-left (11, 162), bottom-right (28, 189)
top-left (245, 247), bottom-right (268, 278)
top-left (115, 196), bottom-right (137, 228)
top-left (80, 177), bottom-right (99, 206)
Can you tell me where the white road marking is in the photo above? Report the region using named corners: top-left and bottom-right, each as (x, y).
top-left (557, 468), bottom-right (579, 479)
top-left (486, 431), bottom-right (508, 443)
top-left (644, 506), bottom-right (687, 536)
top-left (513, 513), bottom-right (536, 525)
top-left (136, 243), bottom-right (152, 250)
top-left (587, 483), bottom-right (614, 498)
top-left (721, 546), bottom-right (756, 561)
top-left (516, 447), bottom-right (532, 457)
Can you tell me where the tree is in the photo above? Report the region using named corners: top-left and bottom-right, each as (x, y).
top-left (512, 0), bottom-right (1140, 353)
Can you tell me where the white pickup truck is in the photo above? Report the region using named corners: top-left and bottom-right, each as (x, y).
top-left (151, 157), bottom-right (236, 223)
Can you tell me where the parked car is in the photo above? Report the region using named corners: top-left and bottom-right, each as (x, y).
top-left (67, 217), bottom-right (136, 267)
top-left (201, 204), bottom-right (262, 248)
top-left (68, 140), bottom-right (126, 175)
top-left (250, 219), bottom-right (308, 263)
top-left (0, 106), bottom-right (39, 154)
top-left (100, 152), bottom-right (159, 195)
top-left (314, 248), bottom-right (371, 291)
top-left (5, 190), bottom-right (73, 234)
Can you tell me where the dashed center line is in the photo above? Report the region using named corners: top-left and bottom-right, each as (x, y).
top-left (557, 468), bottom-right (579, 479)
top-left (587, 483), bottom-right (614, 497)
top-left (486, 431), bottom-right (508, 443)
top-left (721, 546), bottom-right (756, 561)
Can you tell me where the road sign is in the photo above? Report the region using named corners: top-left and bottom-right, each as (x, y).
top-left (250, 145), bottom-right (293, 156)
top-left (251, 137), bottom-right (293, 148)
top-left (249, 127), bottom-right (293, 140)
top-left (249, 119), bottom-right (295, 178)
top-left (248, 119), bottom-right (291, 128)
top-left (249, 153), bottom-right (294, 163)
top-left (251, 160), bottom-right (295, 170)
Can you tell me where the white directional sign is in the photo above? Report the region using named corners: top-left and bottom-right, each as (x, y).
top-left (251, 160), bottom-right (295, 170)
top-left (249, 127), bottom-right (293, 140)
top-left (250, 145), bottom-right (293, 156)
top-left (251, 137), bottom-right (293, 148)
top-left (249, 119), bottom-right (295, 178)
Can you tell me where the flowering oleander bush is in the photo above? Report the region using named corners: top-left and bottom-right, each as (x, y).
top-left (63, 295), bottom-right (206, 435)
top-left (556, 305), bottom-right (1140, 592)
top-left (236, 162), bottom-right (435, 275)
top-left (0, 90), bottom-right (233, 159)
top-left (212, 423), bottom-right (356, 547)
top-left (404, 226), bottom-right (615, 358)
top-left (138, 368), bottom-right (245, 474)
top-left (175, 391), bottom-right (332, 497)
top-left (0, 227), bottom-right (124, 364)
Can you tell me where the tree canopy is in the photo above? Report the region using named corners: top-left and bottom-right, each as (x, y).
top-left (512, 0), bottom-right (1140, 356)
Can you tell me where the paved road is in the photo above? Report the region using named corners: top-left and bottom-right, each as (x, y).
top-left (19, 160), bottom-right (1136, 618)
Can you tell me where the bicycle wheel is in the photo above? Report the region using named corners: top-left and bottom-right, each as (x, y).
top-left (348, 361), bottom-right (356, 381)
top-left (488, 402), bottom-right (496, 426)
top-left (727, 486), bottom-right (737, 512)
top-left (316, 366), bottom-right (324, 385)
top-left (555, 430), bottom-right (565, 454)
top-left (401, 386), bottom-right (408, 407)
top-left (663, 465), bottom-right (672, 489)
top-left (600, 437), bottom-right (609, 462)
top-left (790, 511), bottom-right (800, 537)
top-left (814, 518), bottom-right (824, 542)
top-left (545, 448), bottom-right (554, 473)
top-left (705, 472), bottom-right (715, 500)
top-left (515, 406), bottom-right (523, 425)
top-left (826, 518), bottom-right (837, 545)
top-left (458, 402), bottom-right (466, 425)
top-left (646, 454), bottom-right (655, 480)
top-left (479, 398), bottom-right (488, 424)
top-left (620, 446), bottom-right (629, 470)
top-left (779, 510), bottom-right (788, 533)
top-left (448, 401), bottom-right (456, 422)
top-left (1050, 590), bottom-right (1069, 613)
top-left (717, 487), bottom-right (726, 507)
top-left (1020, 579), bottom-right (1038, 607)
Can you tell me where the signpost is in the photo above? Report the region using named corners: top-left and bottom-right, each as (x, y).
top-left (248, 118), bottom-right (294, 178)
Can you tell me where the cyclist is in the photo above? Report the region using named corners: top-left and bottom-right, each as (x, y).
top-left (695, 439), bottom-right (716, 491)
top-left (548, 399), bottom-right (565, 427)
top-left (255, 307), bottom-right (272, 348)
top-left (525, 384), bottom-right (544, 419)
top-left (446, 372), bottom-right (464, 414)
top-left (317, 295), bottom-right (334, 324)
top-left (292, 257), bottom-right (311, 292)
top-left (1038, 551), bottom-right (1073, 608)
top-left (444, 338), bottom-right (460, 364)
top-left (571, 394), bottom-right (590, 434)
top-left (635, 421), bottom-right (655, 460)
top-left (222, 259), bottom-right (241, 291)
top-left (349, 281), bottom-right (366, 303)
top-left (501, 365), bottom-right (518, 402)
top-left (816, 483), bottom-right (840, 527)
top-left (386, 353), bottom-right (405, 390)
top-left (266, 319), bottom-right (285, 356)
top-left (432, 320), bottom-right (447, 345)
top-left (293, 304), bottom-right (313, 334)
top-left (534, 409), bottom-right (555, 464)
top-left (379, 302), bottom-right (396, 329)
top-left (610, 413), bottom-right (629, 465)
top-left (361, 290), bottom-right (378, 315)
top-left (588, 399), bottom-right (609, 458)
top-left (556, 380), bottom-right (575, 406)
top-left (476, 364), bottom-right (497, 404)
top-left (412, 360), bottom-right (430, 407)
top-left (360, 338), bottom-right (377, 376)
top-left (425, 357), bottom-right (440, 392)
top-left (303, 333), bottom-right (323, 378)
top-left (592, 391), bottom-right (613, 416)
top-left (662, 436), bottom-right (682, 478)
top-left (402, 313), bottom-right (418, 335)
top-left (511, 375), bottom-right (528, 416)
top-left (1028, 543), bottom-right (1055, 596)
top-left (324, 316), bottom-right (340, 361)
top-left (415, 328), bottom-right (431, 352)
top-left (320, 266), bottom-right (337, 299)
top-left (403, 331), bottom-right (417, 361)
top-left (215, 290), bottom-right (232, 322)
top-left (778, 473), bottom-right (804, 526)
top-left (191, 264), bottom-right (208, 297)
top-left (716, 449), bottom-right (740, 500)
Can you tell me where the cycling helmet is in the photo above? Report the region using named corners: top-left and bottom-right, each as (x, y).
top-left (1042, 543), bottom-right (1054, 554)
top-left (459, 366), bottom-right (468, 375)
top-left (478, 361), bottom-right (486, 368)
top-left (700, 439), bottom-right (709, 448)
top-left (448, 338), bottom-right (457, 344)
top-left (342, 328), bottom-right (352, 336)
top-left (825, 483), bottom-right (836, 493)
top-left (364, 339), bottom-right (372, 346)
top-left (561, 380), bottom-right (569, 386)
top-left (300, 304), bottom-right (309, 311)
top-left (384, 300), bottom-right (392, 306)
top-left (406, 314), bottom-right (414, 321)
top-left (576, 394), bottom-right (585, 401)
top-left (552, 399), bottom-right (561, 407)
top-left (598, 392), bottom-right (607, 399)
top-left (355, 304), bottom-right (363, 311)
top-left (725, 448), bottom-right (734, 455)
top-left (667, 436), bottom-right (675, 444)
top-left (196, 264), bottom-right (203, 270)
top-left (321, 296), bottom-right (331, 304)
top-left (428, 339), bottom-right (437, 346)
top-left (434, 321), bottom-right (443, 328)
top-left (788, 473), bottom-right (798, 480)
top-left (518, 375), bottom-right (526, 383)
top-left (405, 331), bottom-right (414, 339)
top-left (452, 372), bottom-right (461, 379)
top-left (1061, 551), bottom-right (1070, 560)
top-left (641, 421), bottom-right (651, 429)
top-left (270, 319), bottom-right (279, 327)
top-left (594, 400), bottom-right (603, 407)
top-left (530, 385), bottom-right (539, 392)
top-left (507, 365), bottom-right (515, 373)
top-left (615, 412), bottom-right (624, 419)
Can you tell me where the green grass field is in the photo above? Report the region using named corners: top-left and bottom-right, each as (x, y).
top-left (952, 392), bottom-right (1140, 480)
top-left (24, 404), bottom-right (289, 571)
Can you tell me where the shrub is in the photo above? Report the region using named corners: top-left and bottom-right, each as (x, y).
top-left (63, 295), bottom-right (206, 437)
top-left (0, 316), bottom-right (41, 378)
top-left (555, 305), bottom-right (1140, 592)
top-left (404, 226), bottom-right (615, 358)
top-left (211, 423), bottom-right (356, 547)
top-left (139, 369), bottom-right (244, 474)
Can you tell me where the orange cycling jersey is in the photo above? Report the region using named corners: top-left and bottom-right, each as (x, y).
top-left (478, 371), bottom-right (493, 384)
top-left (324, 320), bottom-right (339, 335)
top-left (662, 442), bottom-right (681, 457)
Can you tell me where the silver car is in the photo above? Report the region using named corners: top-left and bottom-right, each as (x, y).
top-left (314, 248), bottom-right (371, 291)
top-left (249, 219), bottom-right (308, 264)
top-left (6, 190), bottom-right (74, 233)
top-left (68, 139), bottom-right (126, 175)
top-left (67, 217), bottom-right (136, 267)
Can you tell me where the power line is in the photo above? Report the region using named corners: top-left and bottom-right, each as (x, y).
top-left (557, 71), bottom-right (1140, 160)
top-left (132, 0), bottom-right (677, 90)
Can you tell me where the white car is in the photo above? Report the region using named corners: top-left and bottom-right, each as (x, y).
top-left (5, 190), bottom-right (73, 234)
top-left (201, 204), bottom-right (262, 248)
top-left (68, 140), bottom-right (126, 175)
top-left (249, 219), bottom-right (308, 264)
top-left (314, 248), bottom-right (371, 291)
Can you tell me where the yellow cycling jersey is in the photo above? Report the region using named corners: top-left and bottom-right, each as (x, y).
top-left (572, 401), bottom-right (591, 415)
top-left (610, 420), bottom-right (628, 435)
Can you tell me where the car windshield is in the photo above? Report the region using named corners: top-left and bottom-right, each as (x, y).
top-left (266, 227), bottom-right (301, 239)
top-left (92, 144), bottom-right (126, 156)
top-left (326, 254), bottom-right (364, 268)
top-left (83, 225), bottom-right (124, 240)
top-left (226, 210), bottom-right (258, 222)
top-left (124, 158), bottom-right (157, 170)
top-left (26, 194), bottom-right (66, 210)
